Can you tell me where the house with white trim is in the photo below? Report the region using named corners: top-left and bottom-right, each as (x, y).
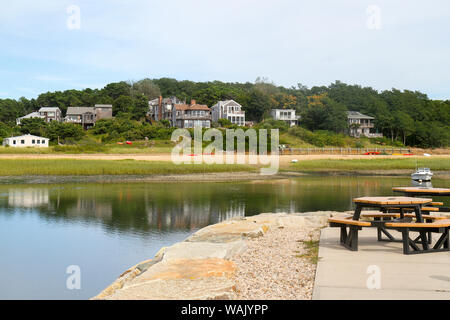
top-left (2, 134), bottom-right (49, 148)
top-left (16, 112), bottom-right (45, 125)
top-left (347, 111), bottom-right (383, 138)
top-left (38, 107), bottom-right (62, 122)
top-left (270, 109), bottom-right (299, 127)
top-left (211, 100), bottom-right (246, 126)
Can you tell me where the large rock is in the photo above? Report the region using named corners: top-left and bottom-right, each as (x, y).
top-left (103, 278), bottom-right (236, 300)
top-left (157, 241), bottom-right (247, 262)
top-left (99, 258), bottom-right (237, 300)
top-left (186, 218), bottom-right (270, 242)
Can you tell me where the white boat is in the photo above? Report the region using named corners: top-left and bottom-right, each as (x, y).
top-left (411, 168), bottom-right (433, 181)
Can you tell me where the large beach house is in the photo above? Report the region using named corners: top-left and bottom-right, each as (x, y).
top-left (347, 111), bottom-right (383, 138)
top-left (16, 107), bottom-right (62, 125)
top-left (270, 109), bottom-right (299, 127)
top-left (65, 105), bottom-right (113, 129)
top-left (148, 96), bottom-right (212, 128)
top-left (148, 96), bottom-right (184, 124)
top-left (211, 100), bottom-right (246, 126)
top-left (173, 100), bottom-right (212, 128)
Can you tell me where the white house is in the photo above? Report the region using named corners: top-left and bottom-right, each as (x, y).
top-left (270, 109), bottom-right (299, 127)
top-left (347, 111), bottom-right (383, 138)
top-left (2, 134), bottom-right (49, 148)
top-left (38, 107), bottom-right (62, 122)
top-left (211, 100), bottom-right (246, 126)
top-left (16, 112), bottom-right (45, 125)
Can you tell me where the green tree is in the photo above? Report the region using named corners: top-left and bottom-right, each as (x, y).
top-left (113, 96), bottom-right (135, 115)
top-left (18, 118), bottom-right (47, 136)
top-left (131, 79), bottom-right (161, 99)
top-left (45, 121), bottom-right (85, 143)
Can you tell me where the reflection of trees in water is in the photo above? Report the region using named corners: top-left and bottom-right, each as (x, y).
top-left (0, 177), bottom-right (425, 235)
top-left (1, 183), bottom-right (248, 234)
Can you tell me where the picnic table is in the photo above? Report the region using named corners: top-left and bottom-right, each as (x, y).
top-left (329, 196), bottom-right (450, 255)
top-left (392, 187), bottom-right (450, 212)
top-left (392, 187), bottom-right (450, 197)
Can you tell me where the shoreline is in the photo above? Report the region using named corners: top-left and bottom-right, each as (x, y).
top-left (0, 170), bottom-right (448, 185)
top-left (92, 211), bottom-right (338, 300)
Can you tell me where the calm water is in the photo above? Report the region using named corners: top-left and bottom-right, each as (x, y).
top-left (0, 176), bottom-right (448, 300)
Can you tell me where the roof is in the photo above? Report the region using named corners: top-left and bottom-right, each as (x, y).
top-left (38, 107), bottom-right (60, 112)
top-left (347, 111), bottom-right (374, 120)
top-left (94, 104), bottom-right (112, 108)
top-left (5, 134), bottom-right (49, 140)
top-left (271, 109), bottom-right (296, 112)
top-left (175, 103), bottom-right (210, 111)
top-left (66, 107), bottom-right (95, 114)
top-left (149, 97), bottom-right (183, 105)
top-left (18, 112), bottom-right (44, 119)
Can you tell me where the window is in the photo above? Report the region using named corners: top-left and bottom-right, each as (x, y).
top-left (13, 140), bottom-right (16, 145)
top-left (32, 140), bottom-right (35, 144)
top-left (42, 140), bottom-right (45, 144)
top-left (21, 140), bottom-right (25, 144)
top-left (37, 140), bottom-right (40, 144)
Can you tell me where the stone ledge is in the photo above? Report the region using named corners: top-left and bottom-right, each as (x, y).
top-left (93, 211), bottom-right (337, 300)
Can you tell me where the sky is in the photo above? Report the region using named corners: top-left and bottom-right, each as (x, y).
top-left (0, 0), bottom-right (449, 100)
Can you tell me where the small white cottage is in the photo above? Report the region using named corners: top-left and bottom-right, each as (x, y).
top-left (2, 134), bottom-right (49, 148)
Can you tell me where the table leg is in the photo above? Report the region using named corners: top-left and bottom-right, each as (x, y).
top-left (414, 205), bottom-right (424, 223)
top-left (352, 204), bottom-right (362, 221)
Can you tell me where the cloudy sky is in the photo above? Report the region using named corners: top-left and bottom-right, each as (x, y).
top-left (1, 0), bottom-right (449, 100)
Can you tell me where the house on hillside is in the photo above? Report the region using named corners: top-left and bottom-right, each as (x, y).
top-left (173, 100), bottom-right (212, 128)
top-left (65, 107), bottom-right (96, 129)
top-left (3, 134), bottom-right (49, 148)
top-left (148, 96), bottom-right (184, 123)
top-left (347, 111), bottom-right (383, 138)
top-left (270, 109), bottom-right (299, 127)
top-left (94, 104), bottom-right (113, 121)
top-left (211, 100), bottom-right (246, 126)
top-left (65, 105), bottom-right (113, 129)
top-left (38, 107), bottom-right (62, 123)
top-left (16, 112), bottom-right (45, 125)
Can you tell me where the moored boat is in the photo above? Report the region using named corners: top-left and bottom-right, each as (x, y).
top-left (411, 168), bottom-right (433, 181)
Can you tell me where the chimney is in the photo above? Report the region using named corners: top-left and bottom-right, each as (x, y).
top-left (158, 96), bottom-right (163, 120)
top-left (190, 99), bottom-right (196, 106)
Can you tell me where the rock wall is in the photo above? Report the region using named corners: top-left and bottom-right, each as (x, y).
top-left (92, 211), bottom-right (346, 300)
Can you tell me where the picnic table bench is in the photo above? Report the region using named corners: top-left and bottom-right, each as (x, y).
top-left (329, 197), bottom-right (450, 255)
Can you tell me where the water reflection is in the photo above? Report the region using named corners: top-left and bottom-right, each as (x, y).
top-left (411, 180), bottom-right (433, 188)
top-left (0, 176), bottom-right (448, 300)
top-left (0, 177), bottom-right (447, 237)
top-left (8, 188), bottom-right (49, 208)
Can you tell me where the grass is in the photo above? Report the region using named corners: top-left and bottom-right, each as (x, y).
top-left (295, 239), bottom-right (320, 264)
top-left (289, 158), bottom-right (450, 172)
top-left (0, 140), bottom-right (175, 155)
top-left (0, 159), bottom-right (255, 176)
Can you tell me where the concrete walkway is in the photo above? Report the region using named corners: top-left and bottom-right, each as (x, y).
top-left (313, 227), bottom-right (450, 299)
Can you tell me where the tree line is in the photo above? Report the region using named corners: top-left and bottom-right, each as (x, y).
top-left (0, 78), bottom-right (448, 148)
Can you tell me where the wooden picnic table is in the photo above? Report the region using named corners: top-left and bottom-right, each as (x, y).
top-left (328, 196), bottom-right (450, 254)
top-left (392, 187), bottom-right (450, 197)
top-left (352, 196), bottom-right (432, 223)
